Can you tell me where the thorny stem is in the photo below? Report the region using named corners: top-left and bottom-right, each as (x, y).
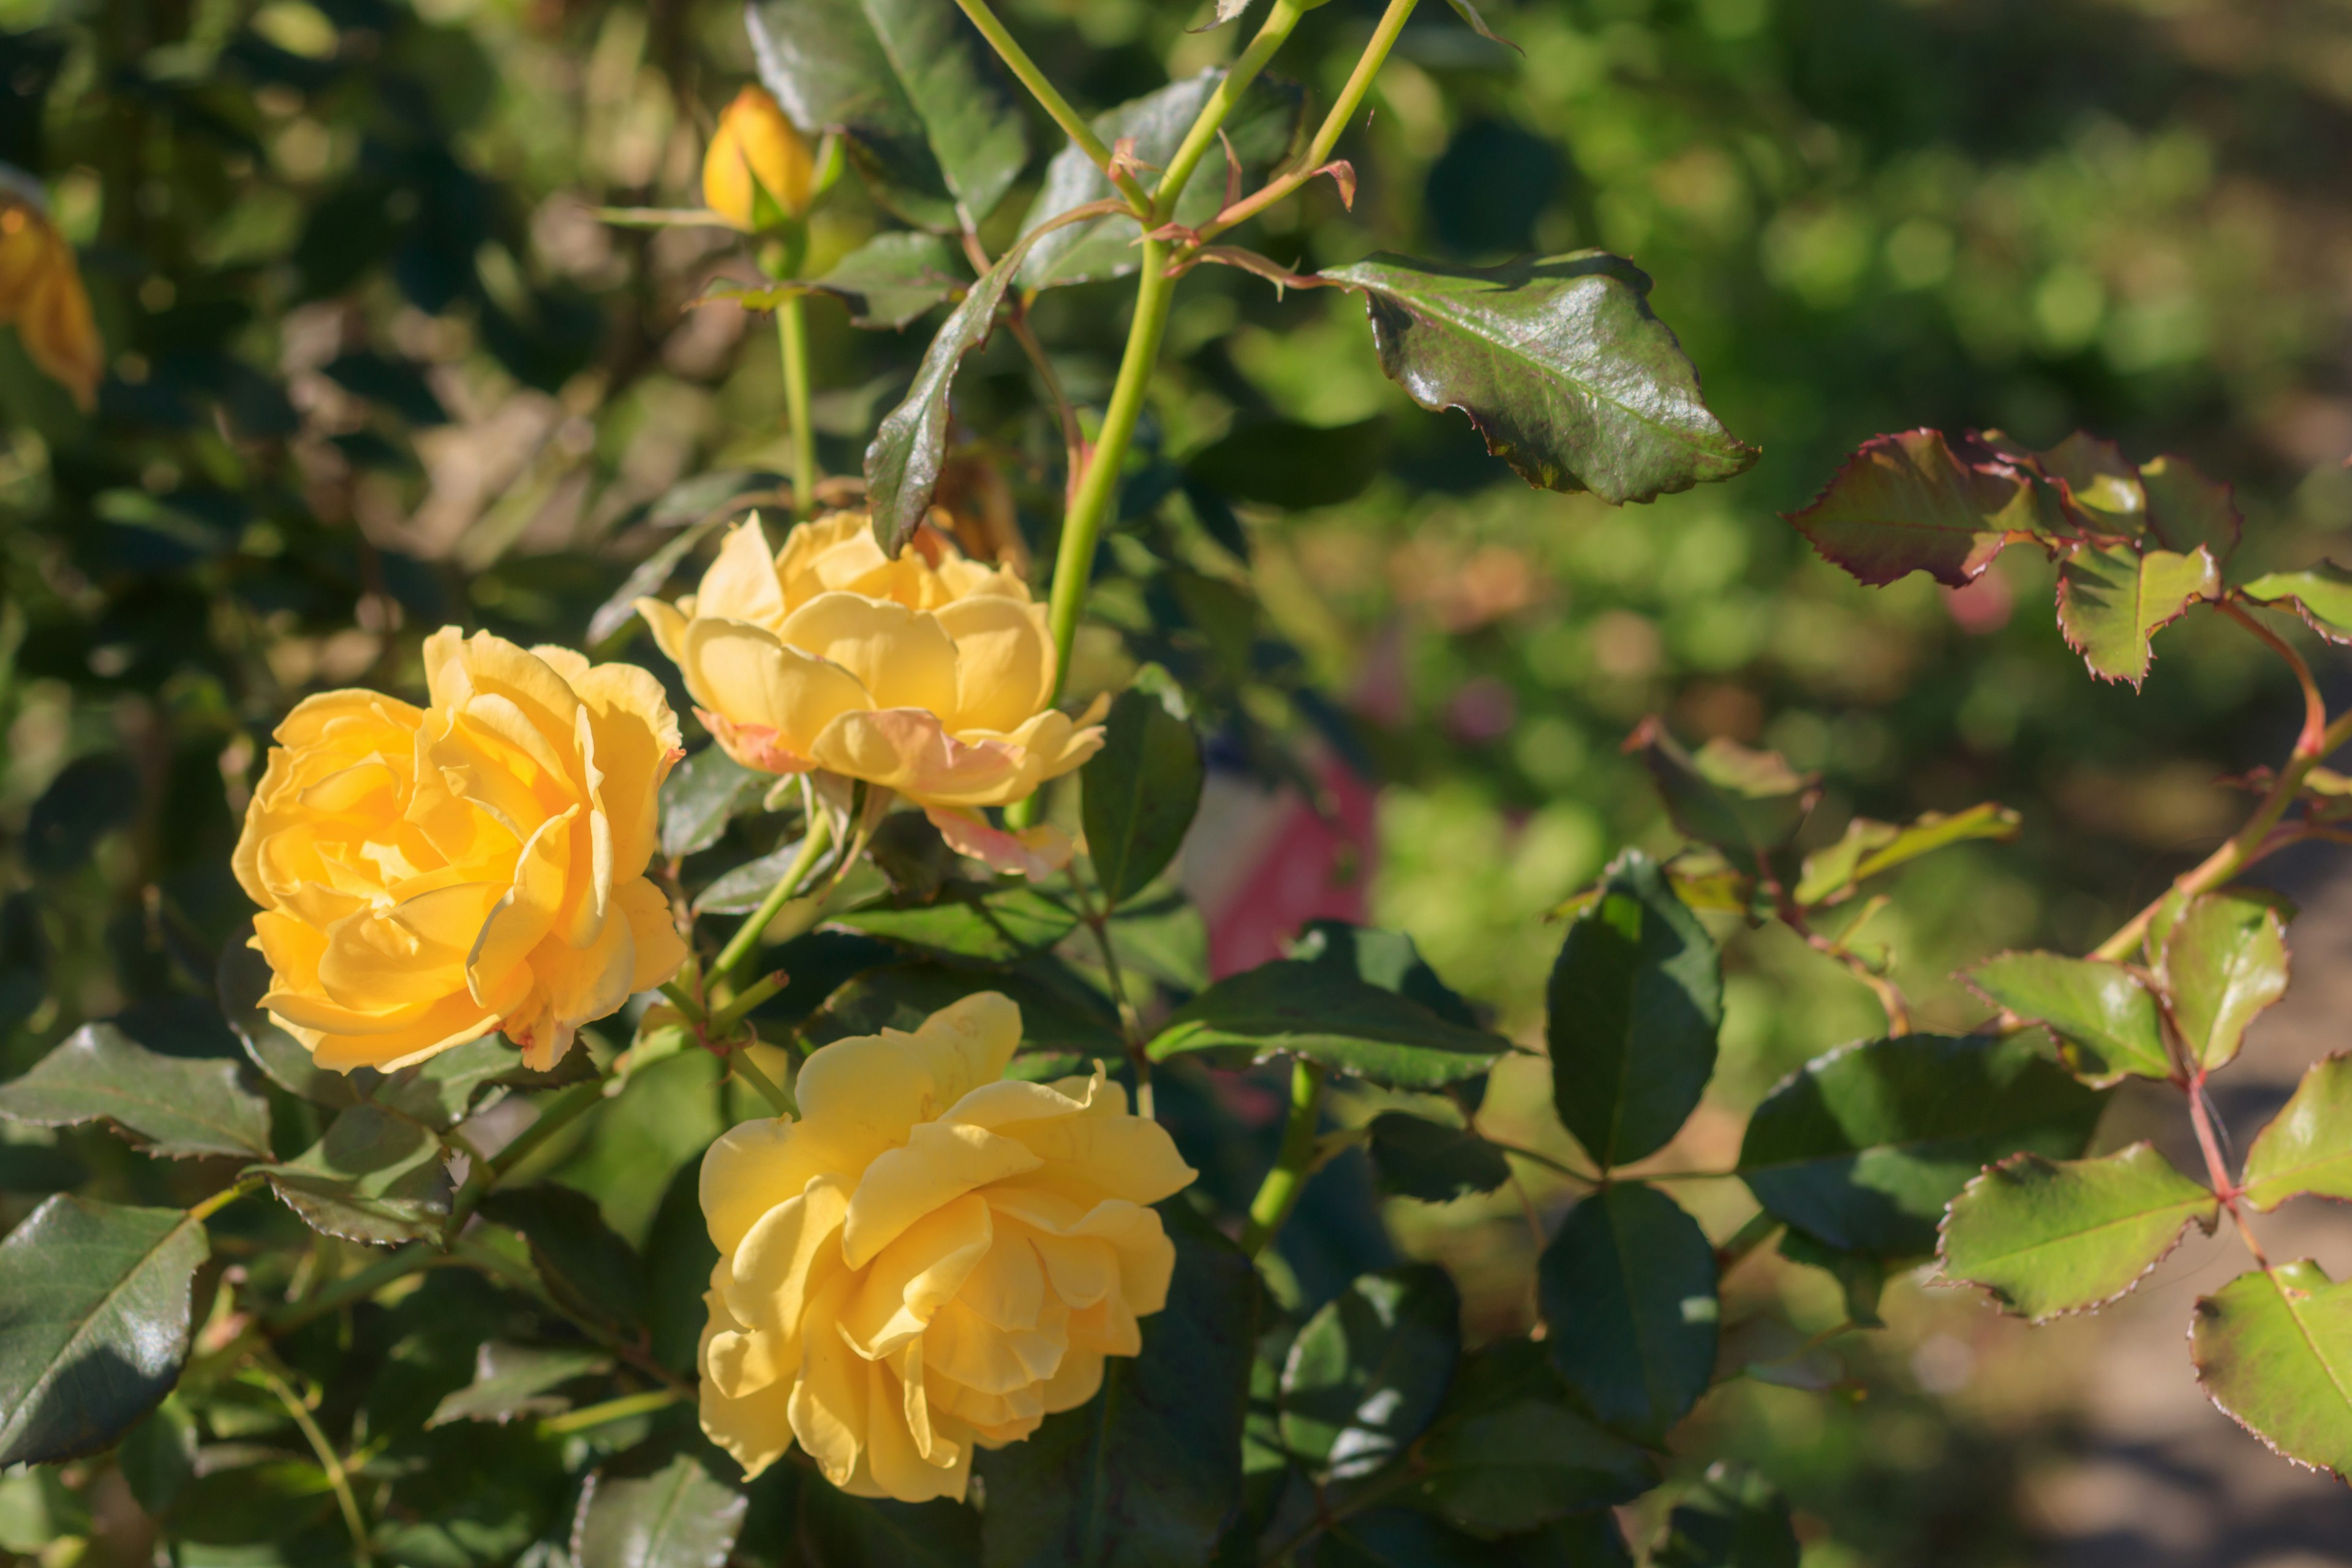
top-left (253, 1359), bottom-right (373, 1566)
top-left (1240, 1058), bottom-right (1327, 1257)
top-left (1151, 0), bottom-right (1310, 224)
top-left (711, 806), bottom-right (833, 987)
top-left (777, 293), bottom-right (818, 519)
top-left (948, 0), bottom-right (1151, 214)
top-left (2187, 1067), bottom-right (2272, 1270)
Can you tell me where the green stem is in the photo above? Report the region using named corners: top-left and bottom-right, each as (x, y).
top-left (189, 1173), bottom-right (265, 1223)
top-left (1713, 1209), bottom-right (1784, 1275)
top-left (1046, 238), bottom-right (1177, 698)
top-left (1152, 0), bottom-right (1310, 222)
top-left (1239, 1058), bottom-right (1326, 1257)
top-left (537, 1387), bottom-right (687, 1438)
top-left (949, 0), bottom-right (1151, 214)
top-left (262, 1242), bottom-right (440, 1335)
top-left (1487, 1137), bottom-right (1599, 1185)
top-left (711, 809), bottom-right (832, 986)
top-left (778, 293), bottom-right (817, 518)
top-left (732, 1047), bottom-right (798, 1117)
top-left (443, 1077), bottom-right (607, 1240)
top-left (254, 1360), bottom-right (374, 1567)
top-left (710, 970), bottom-right (788, 1035)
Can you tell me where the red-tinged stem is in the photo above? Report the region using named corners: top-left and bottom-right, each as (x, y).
top-left (2217, 598), bottom-right (2327, 756)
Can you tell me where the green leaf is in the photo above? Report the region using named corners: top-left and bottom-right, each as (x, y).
top-left (1183, 417), bottom-right (1389, 511)
top-left (659, 747), bottom-right (767, 859)
top-left (480, 1185), bottom-right (648, 1332)
top-left (0, 1021), bottom-right (273, 1159)
top-left (1738, 1034), bottom-right (2105, 1257)
top-left (693, 836), bottom-right (820, 917)
top-left (1107, 897), bottom-right (1210, 994)
top-left (219, 932), bottom-right (369, 1107)
top-left (253, 1103), bottom-right (451, 1245)
top-left (1409, 1380), bottom-right (1658, 1537)
top-left (1792, 802), bottom-right (2019, 907)
top-left (1017, 70), bottom-right (1304, 291)
top-left (1366, 1112), bottom-right (1511, 1202)
top-left (2054, 541), bottom-right (2219, 687)
top-left (811, 231), bottom-right (962, 328)
top-left (1083, 687), bottom-right (1205, 906)
top-left (1319, 251), bottom-right (1757, 504)
top-left (1774, 1230), bottom-right (1885, 1329)
top-left (2159, 889), bottom-right (2291, 1072)
top-left (1321, 1510), bottom-right (1632, 1568)
top-left (2238, 561), bottom-right (2352, 643)
top-left (1538, 1183), bottom-right (1718, 1442)
top-left (744, 0), bottom-right (1027, 232)
top-left (372, 1036), bottom-right (513, 1131)
top-left (2241, 1052), bottom-right (2352, 1212)
top-left (2190, 1260), bottom-right (2352, 1480)
top-left (2037, 431), bottom-right (2144, 529)
top-left (1624, 722), bottom-right (1815, 880)
top-left (1545, 850), bottom-right (1722, 1168)
top-left (646, 1160), bottom-right (722, 1374)
top-left (1938, 1142), bottom-right (2217, 1321)
top-left (571, 1449), bottom-right (747, 1568)
top-left (1961, 951), bottom-right (2171, 1085)
top-left (1782, 429), bottom-right (2049, 588)
top-left (2138, 454), bottom-right (2241, 565)
top-left (426, 1343), bottom-right (612, 1427)
top-left (116, 1396), bottom-right (198, 1518)
top-left (1292, 921), bottom-right (1480, 1028)
top-left (1148, 960), bottom-right (1507, 1089)
top-left (798, 1474), bottom-right (980, 1566)
top-left (1439, 0), bottom-right (1521, 52)
top-left (835, 883), bottom-right (1081, 966)
top-left (977, 1202), bottom-right (1259, 1568)
top-left (800, 961), bottom-right (1124, 1057)
top-left (1279, 1265), bottom-right (1460, 1483)
top-left (0, 1196), bottom-right (209, 1466)
top-left (1652, 1463), bottom-right (1799, 1568)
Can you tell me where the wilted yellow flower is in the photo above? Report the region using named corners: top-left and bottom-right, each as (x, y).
top-left (636, 513), bottom-right (1104, 865)
top-left (703, 86), bottom-right (815, 230)
top-left (698, 992), bottom-right (1194, 1501)
top-left (0, 195), bottom-right (99, 410)
top-left (233, 628), bottom-right (690, 1072)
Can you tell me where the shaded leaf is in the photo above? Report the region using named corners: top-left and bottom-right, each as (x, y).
top-left (812, 230), bottom-right (962, 328)
top-left (1545, 850), bottom-right (1722, 1168)
top-left (1410, 1383), bottom-right (1657, 1537)
top-left (1320, 251), bottom-right (1757, 503)
top-left (1280, 1265), bottom-right (1459, 1483)
top-left (1737, 1034), bottom-right (2104, 1257)
top-left (694, 837), bottom-right (823, 917)
top-left (2238, 562), bottom-right (2352, 644)
top-left (1084, 687), bottom-right (1205, 906)
top-left (1783, 429), bottom-right (2048, 588)
top-left (2054, 541), bottom-right (2218, 687)
top-left (2139, 454), bottom-right (2241, 565)
top-left (1440, 0), bottom-right (1521, 51)
top-left (1653, 1463), bottom-right (1798, 1568)
top-left (0, 1196), bottom-right (208, 1466)
top-left (373, 1036), bottom-right (514, 1131)
top-left (1183, 417), bottom-right (1388, 511)
top-left (2191, 1260), bottom-right (2352, 1480)
top-left (646, 1161), bottom-right (722, 1375)
top-left (1939, 1142), bottom-right (2217, 1321)
top-left (659, 747), bottom-right (767, 859)
top-left (2037, 431), bottom-right (2144, 529)
top-left (1292, 920), bottom-right (1480, 1028)
top-left (798, 1474), bottom-right (979, 1566)
top-left (1962, 951), bottom-right (2171, 1085)
top-left (0, 1022), bottom-right (272, 1159)
top-left (1774, 1230), bottom-right (1885, 1329)
top-left (571, 1449), bottom-right (746, 1568)
top-left (2241, 1052), bottom-right (2352, 1213)
top-left (1322, 1510), bottom-right (1630, 1568)
top-left (1792, 803), bottom-right (2019, 907)
top-left (2160, 889), bottom-right (2291, 1072)
top-left (1366, 1112), bottom-right (1510, 1202)
top-left (219, 932), bottom-right (368, 1108)
top-left (1625, 720), bottom-right (1815, 879)
top-left (799, 960), bottom-right (1124, 1057)
top-left (590, 514), bottom-right (730, 646)
top-left (480, 1185), bottom-right (647, 1332)
top-left (745, 0), bottom-right (1027, 232)
top-left (426, 1343), bottom-right (612, 1428)
top-left (1149, 959), bottom-right (1507, 1089)
top-left (254, 1104), bottom-right (451, 1245)
top-left (835, 883), bottom-right (1080, 966)
top-left (1538, 1183), bottom-right (1718, 1442)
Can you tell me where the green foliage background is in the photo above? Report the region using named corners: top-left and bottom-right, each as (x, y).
top-left (4, 0), bottom-right (2351, 1561)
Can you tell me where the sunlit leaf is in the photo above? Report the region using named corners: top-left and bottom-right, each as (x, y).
top-left (1962, 951), bottom-right (2171, 1085)
top-left (2241, 1052), bottom-right (2352, 1213)
top-left (2237, 561), bottom-right (2352, 644)
top-left (2159, 888), bottom-right (2291, 1072)
top-left (0, 1022), bottom-right (272, 1159)
top-left (1539, 1183), bottom-right (1717, 1442)
top-left (2054, 541), bottom-right (2218, 687)
top-left (1939, 1142), bottom-right (2217, 1321)
top-left (1280, 1265), bottom-right (1458, 1483)
top-left (1624, 720), bottom-right (1815, 879)
top-left (426, 1344), bottom-right (612, 1428)
top-left (1149, 958), bottom-right (1508, 1089)
top-left (253, 1104), bottom-right (451, 1245)
top-left (2191, 1260), bottom-right (2352, 1481)
top-left (2037, 431), bottom-right (2144, 530)
top-left (571, 1449), bottom-right (746, 1568)
top-left (1783, 429), bottom-right (2049, 588)
top-left (1792, 802), bottom-right (2019, 907)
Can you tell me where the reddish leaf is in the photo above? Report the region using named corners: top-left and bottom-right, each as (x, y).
top-left (1784, 429), bottom-right (2046, 588)
top-left (2140, 454), bottom-right (2242, 566)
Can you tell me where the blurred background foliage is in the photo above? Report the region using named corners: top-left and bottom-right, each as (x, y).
top-left (5, 0), bottom-right (2352, 1561)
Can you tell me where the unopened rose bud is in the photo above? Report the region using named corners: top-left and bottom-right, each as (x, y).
top-left (702, 86), bottom-right (815, 232)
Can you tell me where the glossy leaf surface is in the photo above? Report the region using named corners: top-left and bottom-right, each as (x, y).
top-left (570, 1449), bottom-right (747, 1568)
top-left (1538, 1182), bottom-right (1719, 1441)
top-left (1939, 1143), bottom-right (2217, 1321)
top-left (254, 1103), bottom-right (451, 1245)
top-left (2160, 889), bottom-right (2291, 1072)
top-left (1782, 429), bottom-right (2045, 587)
top-left (2241, 1052), bottom-right (2352, 1212)
top-left (2238, 561), bottom-right (2352, 643)
top-left (426, 1343), bottom-right (612, 1427)
top-left (1150, 960), bottom-right (1507, 1088)
top-left (1082, 687), bottom-right (1204, 907)
top-left (2191, 1260), bottom-right (2352, 1481)
top-left (2054, 542), bottom-right (2218, 687)
top-left (1962, 951), bottom-right (2171, 1084)
top-left (0, 1022), bottom-right (271, 1159)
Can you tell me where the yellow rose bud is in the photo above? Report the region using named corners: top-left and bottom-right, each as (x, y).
top-left (697, 992), bottom-right (1196, 1500)
top-left (636, 512), bottom-right (1107, 820)
top-left (232, 628), bottom-right (691, 1073)
top-left (702, 86), bottom-right (815, 230)
top-left (0, 198), bottom-right (100, 410)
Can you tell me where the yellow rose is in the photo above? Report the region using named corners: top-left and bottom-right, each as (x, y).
top-left (0, 195), bottom-right (99, 410)
top-left (697, 992), bottom-right (1194, 1502)
top-left (635, 513), bottom-right (1104, 861)
top-left (232, 628), bottom-right (690, 1072)
top-left (703, 85), bottom-right (815, 230)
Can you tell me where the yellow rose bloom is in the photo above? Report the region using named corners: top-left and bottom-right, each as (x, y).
top-left (698, 992), bottom-right (1194, 1502)
top-left (703, 85), bottom-right (815, 230)
top-left (0, 196), bottom-right (99, 410)
top-left (233, 628), bottom-right (690, 1072)
top-left (635, 511), bottom-right (1106, 816)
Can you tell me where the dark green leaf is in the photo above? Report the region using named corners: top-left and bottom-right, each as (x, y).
top-left (1323, 1510), bottom-right (1631, 1568)
top-left (1149, 960), bottom-right (1507, 1089)
top-left (800, 960), bottom-right (1124, 1057)
top-left (660, 747), bottom-right (768, 859)
top-left (646, 1159), bottom-right (722, 1374)
top-left (694, 837), bottom-right (821, 917)
top-left (254, 1103), bottom-right (451, 1245)
top-left (978, 1202), bottom-right (1258, 1568)
top-left (2241, 1052), bottom-right (2352, 1213)
top-left (1653, 1463), bottom-right (1799, 1568)
top-left (116, 1396), bottom-right (198, 1517)
top-left (0, 1022), bottom-right (273, 1159)
top-left (1624, 722), bottom-right (1815, 879)
top-left (1366, 1113), bottom-right (1510, 1202)
top-left (219, 932), bottom-right (368, 1107)
top-left (0, 1196), bottom-right (209, 1466)
top-left (1962, 951), bottom-right (2171, 1085)
top-left (1774, 1230), bottom-right (1885, 1328)
top-left (2159, 888), bottom-right (2291, 1072)
top-left (812, 230), bottom-right (963, 328)
top-left (1410, 1394), bottom-right (1657, 1537)
top-left (1792, 803), bottom-right (2019, 907)
top-left (2054, 541), bottom-right (2218, 687)
top-left (480, 1184), bottom-right (648, 1332)
top-left (799, 1473), bottom-right (980, 1566)
top-left (1183, 417), bottom-right (1388, 511)
top-left (1783, 428), bottom-right (2049, 588)
top-left (1083, 688), bottom-right (1204, 906)
top-left (868, 810), bottom-right (959, 902)
top-left (373, 1036), bottom-right (513, 1131)
top-left (23, 753), bottom-right (140, 876)
top-left (1107, 897), bottom-right (1210, 995)
top-left (2138, 454), bottom-right (2241, 565)
top-left (590, 514), bottom-right (730, 645)
top-left (1939, 1142), bottom-right (2216, 1321)
top-left (2239, 562), bottom-right (2352, 643)
top-left (834, 883), bottom-right (1080, 966)
top-left (744, 0), bottom-right (1027, 232)
top-left (1320, 251), bottom-right (1757, 504)
top-left (1280, 1265), bottom-right (1460, 1482)
top-left (1538, 1183), bottom-right (1718, 1442)
top-left (1545, 850), bottom-right (1722, 1168)
top-left (2191, 1260), bottom-right (2352, 1481)
top-left (426, 1343), bottom-right (613, 1427)
top-left (1738, 1034), bottom-right (2105, 1258)
top-left (571, 1449), bottom-right (747, 1568)
top-left (1293, 921), bottom-right (1480, 1028)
